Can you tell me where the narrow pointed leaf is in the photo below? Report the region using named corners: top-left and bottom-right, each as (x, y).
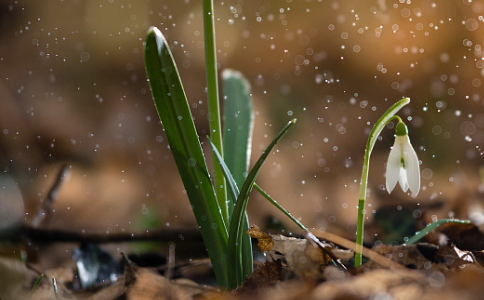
top-left (144, 27), bottom-right (229, 288)
top-left (210, 137), bottom-right (253, 281)
top-left (222, 69), bottom-right (254, 278)
top-left (227, 119), bottom-right (297, 288)
top-left (209, 138), bottom-right (240, 202)
top-left (222, 69), bottom-right (254, 192)
top-left (404, 219), bottom-right (470, 245)
top-left (254, 183), bottom-right (307, 231)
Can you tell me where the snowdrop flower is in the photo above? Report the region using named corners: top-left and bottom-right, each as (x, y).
top-left (385, 121), bottom-right (420, 197)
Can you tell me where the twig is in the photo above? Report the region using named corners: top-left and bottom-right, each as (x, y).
top-left (165, 242), bottom-right (176, 280)
top-left (31, 164), bottom-right (70, 228)
top-left (22, 225), bottom-right (203, 244)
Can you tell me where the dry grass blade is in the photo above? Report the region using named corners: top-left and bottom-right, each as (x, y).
top-left (309, 228), bottom-right (406, 270)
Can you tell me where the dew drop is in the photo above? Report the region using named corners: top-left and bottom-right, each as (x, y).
top-left (188, 158), bottom-right (196, 167)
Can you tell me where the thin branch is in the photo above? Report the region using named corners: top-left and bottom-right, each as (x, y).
top-left (31, 164), bottom-right (70, 228)
top-left (22, 225), bottom-right (204, 244)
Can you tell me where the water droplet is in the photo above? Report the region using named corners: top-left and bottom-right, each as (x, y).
top-left (188, 158), bottom-right (196, 167)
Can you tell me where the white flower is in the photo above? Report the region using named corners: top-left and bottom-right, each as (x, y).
top-left (385, 121), bottom-right (420, 197)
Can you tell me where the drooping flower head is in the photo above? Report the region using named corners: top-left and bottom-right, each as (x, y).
top-left (385, 121), bottom-right (420, 197)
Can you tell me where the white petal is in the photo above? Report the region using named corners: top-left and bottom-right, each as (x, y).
top-left (385, 140), bottom-right (402, 194)
top-left (398, 167), bottom-right (409, 192)
top-left (402, 135), bottom-right (420, 197)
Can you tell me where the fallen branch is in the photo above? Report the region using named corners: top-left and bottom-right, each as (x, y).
top-left (21, 225), bottom-right (203, 244)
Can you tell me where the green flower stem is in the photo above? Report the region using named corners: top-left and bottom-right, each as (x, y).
top-left (202, 0), bottom-right (227, 223)
top-left (355, 98), bottom-right (410, 267)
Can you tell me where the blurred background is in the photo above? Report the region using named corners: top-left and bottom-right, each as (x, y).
top-left (1, 0), bottom-right (484, 258)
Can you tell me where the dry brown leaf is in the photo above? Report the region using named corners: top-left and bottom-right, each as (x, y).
top-left (237, 280), bottom-right (314, 300)
top-left (0, 257), bottom-right (73, 300)
top-left (368, 244), bottom-right (433, 270)
top-left (310, 268), bottom-right (425, 300)
top-left (439, 222), bottom-right (484, 250)
top-left (0, 257), bottom-right (38, 299)
top-left (125, 267), bottom-right (193, 300)
top-left (84, 277), bottom-right (127, 300)
top-left (236, 260), bottom-right (285, 294)
top-left (247, 226), bottom-right (274, 252)
top-left (248, 226), bottom-right (335, 280)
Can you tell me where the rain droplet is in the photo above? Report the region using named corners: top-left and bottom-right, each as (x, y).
top-left (188, 158), bottom-right (196, 167)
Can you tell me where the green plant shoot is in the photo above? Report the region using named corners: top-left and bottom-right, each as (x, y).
top-left (144, 26), bottom-right (300, 288)
top-left (144, 27), bottom-right (229, 287)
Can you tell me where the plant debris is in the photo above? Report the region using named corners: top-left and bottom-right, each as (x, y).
top-left (3, 220), bottom-right (484, 300)
top-left (3, 169), bottom-right (484, 299)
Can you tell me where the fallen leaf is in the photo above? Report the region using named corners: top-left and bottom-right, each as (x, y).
top-left (439, 222), bottom-right (484, 250)
top-left (236, 260), bottom-right (284, 294)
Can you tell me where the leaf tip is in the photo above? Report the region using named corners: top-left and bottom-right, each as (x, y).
top-left (147, 26), bottom-right (161, 36)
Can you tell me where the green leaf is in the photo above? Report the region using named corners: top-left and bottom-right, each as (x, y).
top-left (144, 27), bottom-right (229, 288)
top-left (254, 183), bottom-right (307, 231)
top-left (222, 69), bottom-right (254, 192)
top-left (222, 69), bottom-right (254, 281)
top-left (404, 219), bottom-right (470, 245)
top-left (210, 137), bottom-right (253, 282)
top-left (227, 119), bottom-right (297, 288)
top-left (210, 138), bottom-right (240, 203)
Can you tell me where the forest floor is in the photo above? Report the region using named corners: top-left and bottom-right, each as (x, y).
top-left (1, 219), bottom-right (484, 300)
top-left (2, 165), bottom-right (484, 300)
